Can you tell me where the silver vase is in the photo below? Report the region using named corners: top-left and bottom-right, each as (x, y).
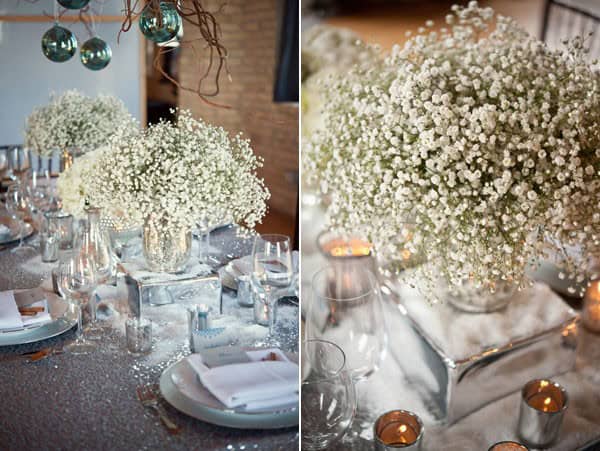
top-left (142, 216), bottom-right (192, 273)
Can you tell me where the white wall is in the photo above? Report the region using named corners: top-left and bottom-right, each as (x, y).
top-left (0, 1), bottom-right (142, 145)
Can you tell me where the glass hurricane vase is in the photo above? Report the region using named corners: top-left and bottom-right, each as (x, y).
top-left (142, 216), bottom-right (192, 273)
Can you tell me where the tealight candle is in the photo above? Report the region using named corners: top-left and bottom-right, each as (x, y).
top-left (582, 280), bottom-right (600, 333)
top-left (319, 235), bottom-right (372, 258)
top-left (488, 441), bottom-right (529, 451)
top-left (518, 379), bottom-right (568, 448)
top-left (374, 410), bottom-right (423, 450)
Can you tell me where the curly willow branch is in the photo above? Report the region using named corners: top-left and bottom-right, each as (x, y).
top-left (121, 0), bottom-right (231, 108)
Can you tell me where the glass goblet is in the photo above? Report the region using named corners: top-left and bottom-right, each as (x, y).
top-left (5, 185), bottom-right (35, 254)
top-left (307, 264), bottom-right (388, 381)
top-left (302, 339), bottom-right (356, 450)
top-left (57, 251), bottom-right (97, 354)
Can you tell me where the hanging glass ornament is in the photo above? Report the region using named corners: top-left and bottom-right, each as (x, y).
top-left (80, 37), bottom-right (112, 70)
top-left (41, 25), bottom-right (78, 63)
top-left (139, 1), bottom-right (182, 43)
top-left (56, 0), bottom-right (91, 10)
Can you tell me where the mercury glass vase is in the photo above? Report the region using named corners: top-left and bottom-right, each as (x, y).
top-left (445, 279), bottom-right (516, 313)
top-left (142, 216), bottom-right (192, 273)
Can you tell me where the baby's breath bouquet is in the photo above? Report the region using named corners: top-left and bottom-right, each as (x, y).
top-left (24, 90), bottom-right (136, 156)
top-left (56, 146), bottom-right (106, 218)
top-left (305, 2), bottom-right (600, 295)
top-left (90, 109), bottom-right (270, 233)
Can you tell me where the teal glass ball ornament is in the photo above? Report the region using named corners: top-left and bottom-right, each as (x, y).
top-left (139, 2), bottom-right (182, 43)
top-left (80, 37), bottom-right (112, 70)
top-left (57, 0), bottom-right (90, 9)
top-left (41, 25), bottom-right (78, 63)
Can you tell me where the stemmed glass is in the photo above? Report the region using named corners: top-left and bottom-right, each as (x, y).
top-left (5, 185), bottom-right (35, 254)
top-left (252, 234), bottom-right (294, 336)
top-left (74, 218), bottom-right (113, 336)
top-left (301, 339), bottom-right (356, 450)
top-left (307, 264), bottom-right (388, 381)
top-left (8, 147), bottom-right (30, 185)
top-left (57, 250), bottom-right (97, 354)
top-left (0, 149), bottom-right (8, 183)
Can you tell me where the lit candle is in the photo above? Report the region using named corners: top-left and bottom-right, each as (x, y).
top-left (583, 280), bottom-right (600, 333)
top-left (525, 393), bottom-right (560, 413)
top-left (320, 236), bottom-right (372, 258)
top-left (518, 379), bottom-right (568, 448)
top-left (374, 410), bottom-right (423, 450)
top-left (488, 441), bottom-right (528, 451)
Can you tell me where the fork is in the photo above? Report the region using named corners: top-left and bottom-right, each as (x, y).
top-left (136, 384), bottom-right (181, 434)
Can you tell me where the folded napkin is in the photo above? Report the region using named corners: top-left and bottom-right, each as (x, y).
top-left (0, 290), bottom-right (51, 332)
top-left (186, 348), bottom-right (299, 411)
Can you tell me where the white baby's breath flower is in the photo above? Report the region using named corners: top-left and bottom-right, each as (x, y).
top-left (306, 2), bottom-right (600, 295)
top-left (24, 90), bottom-right (136, 156)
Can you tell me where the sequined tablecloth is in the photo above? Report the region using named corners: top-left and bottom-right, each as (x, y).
top-left (0, 226), bottom-right (299, 451)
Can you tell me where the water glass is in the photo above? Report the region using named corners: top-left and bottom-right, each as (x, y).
top-left (126, 317), bottom-right (153, 354)
top-left (252, 234), bottom-right (293, 335)
top-left (307, 264), bottom-right (387, 381)
top-left (302, 339), bottom-right (356, 450)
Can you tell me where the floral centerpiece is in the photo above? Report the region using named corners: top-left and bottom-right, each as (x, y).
top-left (24, 90), bottom-right (136, 157)
top-left (305, 1), bottom-right (600, 298)
top-left (89, 109), bottom-right (270, 272)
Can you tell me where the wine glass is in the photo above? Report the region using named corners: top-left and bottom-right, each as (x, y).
top-left (5, 185), bottom-right (34, 254)
top-left (57, 251), bottom-right (97, 354)
top-left (8, 147), bottom-right (30, 185)
top-left (0, 148), bottom-right (8, 183)
top-left (307, 264), bottom-right (388, 381)
top-left (252, 234), bottom-right (293, 336)
top-left (302, 339), bottom-right (356, 450)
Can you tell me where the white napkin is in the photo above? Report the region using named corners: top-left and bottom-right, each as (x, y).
top-left (187, 348), bottom-right (299, 411)
top-left (0, 291), bottom-right (51, 332)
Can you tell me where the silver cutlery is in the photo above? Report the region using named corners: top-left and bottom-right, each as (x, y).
top-left (136, 384), bottom-right (181, 434)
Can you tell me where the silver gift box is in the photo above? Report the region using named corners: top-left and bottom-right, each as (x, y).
top-left (381, 278), bottom-right (579, 425)
top-left (118, 260), bottom-right (222, 318)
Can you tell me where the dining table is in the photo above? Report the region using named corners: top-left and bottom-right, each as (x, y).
top-left (301, 197), bottom-right (600, 451)
top-left (0, 223), bottom-right (300, 451)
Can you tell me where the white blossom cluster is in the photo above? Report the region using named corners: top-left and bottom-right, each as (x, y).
top-left (302, 25), bottom-right (377, 138)
top-left (56, 146), bottom-right (106, 218)
top-left (24, 90), bottom-right (136, 156)
top-left (89, 110), bottom-right (270, 233)
top-left (305, 2), bottom-right (600, 294)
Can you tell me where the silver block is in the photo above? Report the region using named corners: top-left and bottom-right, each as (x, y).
top-left (118, 261), bottom-right (222, 318)
top-left (381, 279), bottom-right (579, 425)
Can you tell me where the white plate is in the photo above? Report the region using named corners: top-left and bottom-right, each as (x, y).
top-left (159, 351), bottom-right (299, 429)
top-left (0, 216), bottom-right (33, 246)
top-left (0, 290), bottom-right (77, 346)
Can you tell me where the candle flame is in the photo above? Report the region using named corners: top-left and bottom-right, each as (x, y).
top-left (544, 397), bottom-right (551, 406)
top-left (399, 424), bottom-right (407, 433)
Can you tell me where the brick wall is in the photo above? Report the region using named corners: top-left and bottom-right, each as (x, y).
top-left (179, 0), bottom-right (299, 220)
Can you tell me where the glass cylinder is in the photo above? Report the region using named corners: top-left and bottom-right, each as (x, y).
top-left (582, 280), bottom-right (600, 333)
top-left (142, 216), bottom-right (192, 273)
top-left (126, 317), bottom-right (152, 354)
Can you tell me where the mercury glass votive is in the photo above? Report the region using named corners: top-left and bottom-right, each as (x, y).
top-left (44, 211), bottom-right (73, 250)
top-left (373, 410), bottom-right (424, 450)
top-left (40, 231), bottom-right (59, 262)
top-left (518, 379), bottom-right (568, 448)
top-left (126, 317), bottom-right (152, 354)
top-left (582, 280), bottom-right (600, 333)
top-left (488, 441), bottom-right (529, 451)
